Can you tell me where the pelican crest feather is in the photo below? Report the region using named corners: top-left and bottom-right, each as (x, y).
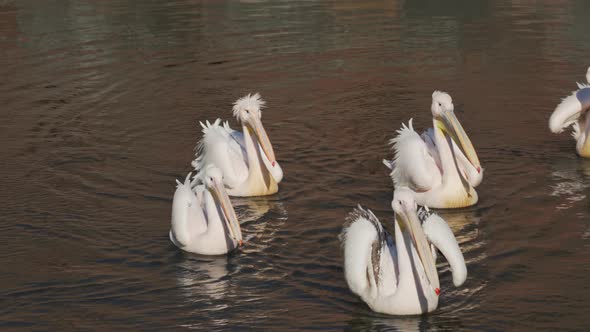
top-left (232, 93), bottom-right (265, 120)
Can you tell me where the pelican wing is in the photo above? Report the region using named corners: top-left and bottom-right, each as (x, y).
top-left (421, 211), bottom-right (467, 287)
top-left (170, 174), bottom-right (207, 248)
top-left (549, 86), bottom-right (590, 135)
top-left (420, 128), bottom-right (441, 170)
top-left (340, 205), bottom-right (390, 295)
top-left (185, 185), bottom-right (207, 237)
top-left (389, 120), bottom-right (441, 192)
top-left (192, 120), bottom-right (248, 189)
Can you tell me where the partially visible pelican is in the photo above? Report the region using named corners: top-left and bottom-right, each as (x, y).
top-left (192, 93), bottom-right (283, 197)
top-left (339, 188), bottom-right (467, 315)
top-left (549, 67), bottom-right (590, 157)
top-left (383, 91), bottom-right (482, 208)
top-left (170, 165), bottom-right (243, 255)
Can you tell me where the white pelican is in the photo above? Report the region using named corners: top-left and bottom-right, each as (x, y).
top-left (192, 93), bottom-right (283, 197)
top-left (339, 188), bottom-right (467, 315)
top-left (383, 91), bottom-right (482, 208)
top-left (170, 165), bottom-right (243, 255)
top-left (549, 67), bottom-right (590, 157)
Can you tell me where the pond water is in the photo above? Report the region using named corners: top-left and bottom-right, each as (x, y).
top-left (1, 1), bottom-right (590, 331)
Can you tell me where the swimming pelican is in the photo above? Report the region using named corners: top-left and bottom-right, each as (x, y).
top-left (170, 165), bottom-right (243, 255)
top-left (383, 91), bottom-right (482, 208)
top-left (339, 188), bottom-right (467, 315)
top-left (549, 67), bottom-right (590, 157)
top-left (192, 93), bottom-right (283, 197)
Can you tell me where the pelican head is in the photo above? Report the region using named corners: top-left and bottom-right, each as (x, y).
top-left (431, 91), bottom-right (481, 173)
top-left (200, 165), bottom-right (243, 246)
top-left (232, 93), bottom-right (282, 183)
top-left (233, 93), bottom-right (277, 167)
top-left (431, 90), bottom-right (454, 115)
top-left (390, 188), bottom-right (440, 291)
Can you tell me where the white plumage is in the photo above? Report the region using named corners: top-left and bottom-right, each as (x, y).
top-left (193, 119), bottom-right (249, 189)
top-left (549, 66), bottom-right (590, 157)
top-left (340, 188), bottom-right (467, 315)
top-left (232, 92), bottom-right (266, 118)
top-left (384, 91), bottom-right (482, 208)
top-left (388, 119), bottom-right (441, 192)
top-left (192, 94), bottom-right (283, 197)
top-left (170, 165), bottom-right (243, 255)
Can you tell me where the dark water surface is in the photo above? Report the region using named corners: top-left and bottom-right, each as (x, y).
top-left (2, 1), bottom-right (590, 331)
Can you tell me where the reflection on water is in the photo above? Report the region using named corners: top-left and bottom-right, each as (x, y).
top-left (232, 196), bottom-right (288, 225)
top-left (345, 305), bottom-right (471, 332)
top-left (233, 197), bottom-right (288, 249)
top-left (173, 197), bottom-right (289, 329)
top-left (550, 158), bottom-right (590, 209)
top-left (175, 256), bottom-right (231, 302)
top-left (1, 0), bottom-right (590, 330)
top-left (346, 314), bottom-right (428, 332)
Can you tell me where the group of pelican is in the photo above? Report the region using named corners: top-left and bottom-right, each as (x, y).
top-left (342, 90), bottom-right (475, 315)
top-left (170, 93), bottom-right (282, 255)
top-left (168, 66), bottom-right (590, 317)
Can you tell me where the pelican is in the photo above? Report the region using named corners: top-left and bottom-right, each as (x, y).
top-left (170, 165), bottom-right (243, 255)
top-left (192, 93), bottom-right (283, 197)
top-left (383, 91), bottom-right (482, 208)
top-left (549, 66), bottom-right (590, 157)
top-left (339, 188), bottom-right (467, 315)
